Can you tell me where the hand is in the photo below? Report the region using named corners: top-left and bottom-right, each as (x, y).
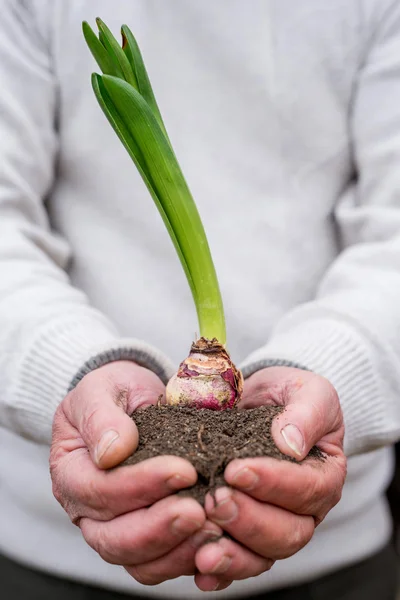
top-left (50, 361), bottom-right (221, 585)
top-left (195, 367), bottom-right (346, 592)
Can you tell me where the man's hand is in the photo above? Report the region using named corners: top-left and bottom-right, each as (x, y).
top-left (50, 361), bottom-right (221, 586)
top-left (195, 367), bottom-right (346, 592)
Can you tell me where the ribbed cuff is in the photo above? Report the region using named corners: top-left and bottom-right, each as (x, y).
top-left (241, 358), bottom-right (310, 379)
top-left (5, 314), bottom-right (175, 445)
top-left (240, 317), bottom-right (399, 456)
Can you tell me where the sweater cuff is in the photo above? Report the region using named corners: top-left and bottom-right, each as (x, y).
top-left (241, 358), bottom-right (310, 379)
top-left (5, 314), bottom-right (175, 445)
top-left (240, 316), bottom-right (397, 457)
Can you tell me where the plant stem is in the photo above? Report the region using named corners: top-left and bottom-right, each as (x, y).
top-left (84, 20), bottom-right (226, 344)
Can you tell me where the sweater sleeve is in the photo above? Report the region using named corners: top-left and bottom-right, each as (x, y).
top-left (240, 0), bottom-right (400, 457)
top-left (0, 1), bottom-right (174, 445)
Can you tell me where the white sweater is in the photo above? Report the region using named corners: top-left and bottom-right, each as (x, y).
top-left (0, 0), bottom-right (399, 597)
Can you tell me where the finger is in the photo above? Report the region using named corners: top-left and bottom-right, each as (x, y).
top-left (52, 453), bottom-right (198, 522)
top-left (80, 496), bottom-right (205, 566)
top-left (194, 574), bottom-right (233, 592)
top-left (205, 488), bottom-right (314, 560)
top-left (225, 455), bottom-right (346, 523)
top-left (62, 374), bottom-right (137, 469)
top-left (126, 521), bottom-right (223, 585)
top-left (270, 376), bottom-right (343, 460)
top-left (63, 362), bottom-right (164, 468)
top-left (195, 536), bottom-right (273, 580)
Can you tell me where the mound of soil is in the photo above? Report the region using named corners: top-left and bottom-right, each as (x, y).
top-left (123, 405), bottom-right (324, 505)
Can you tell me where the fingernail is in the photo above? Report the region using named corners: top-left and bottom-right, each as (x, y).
top-left (281, 424), bottom-right (304, 457)
top-left (171, 516), bottom-right (202, 536)
top-left (231, 467), bottom-right (259, 490)
top-left (166, 473), bottom-right (194, 490)
top-left (95, 430), bottom-right (119, 465)
top-left (212, 489), bottom-right (238, 524)
top-left (190, 529), bottom-right (222, 549)
top-left (211, 555), bottom-right (232, 574)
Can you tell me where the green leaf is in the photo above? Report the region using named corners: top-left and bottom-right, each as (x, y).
top-left (82, 22), bottom-right (122, 77)
top-left (95, 18), bottom-right (138, 89)
top-left (91, 73), bottom-right (196, 301)
top-left (91, 74), bottom-right (148, 181)
top-left (121, 24), bottom-right (169, 140)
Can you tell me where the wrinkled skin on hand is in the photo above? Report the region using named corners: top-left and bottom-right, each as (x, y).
top-left (50, 363), bottom-right (346, 593)
top-left (50, 361), bottom-right (222, 587)
top-left (194, 367), bottom-right (347, 592)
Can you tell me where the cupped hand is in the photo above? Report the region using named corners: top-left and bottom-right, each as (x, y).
top-left (50, 361), bottom-right (220, 585)
top-left (195, 367), bottom-right (346, 592)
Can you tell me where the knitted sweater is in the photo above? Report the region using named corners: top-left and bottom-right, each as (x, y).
top-left (0, 0), bottom-right (399, 597)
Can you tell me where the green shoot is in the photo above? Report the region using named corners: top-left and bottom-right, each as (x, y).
top-left (83, 19), bottom-right (226, 344)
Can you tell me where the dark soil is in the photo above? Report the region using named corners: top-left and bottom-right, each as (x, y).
top-left (123, 405), bottom-right (324, 505)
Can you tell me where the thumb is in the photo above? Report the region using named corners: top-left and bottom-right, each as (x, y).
top-left (65, 364), bottom-right (151, 469)
top-left (271, 375), bottom-right (342, 461)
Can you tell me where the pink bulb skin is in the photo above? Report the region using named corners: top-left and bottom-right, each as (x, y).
top-left (165, 339), bottom-right (243, 410)
top-left (166, 371), bottom-right (238, 410)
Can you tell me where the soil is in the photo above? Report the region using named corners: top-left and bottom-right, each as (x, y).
top-left (123, 404), bottom-right (324, 505)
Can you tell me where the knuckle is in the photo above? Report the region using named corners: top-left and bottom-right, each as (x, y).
top-left (288, 471), bottom-right (324, 517)
top-left (128, 565), bottom-right (164, 586)
top-left (51, 479), bottom-right (81, 523)
top-left (283, 518), bottom-right (314, 558)
top-left (87, 526), bottom-right (119, 565)
top-left (325, 462), bottom-right (345, 511)
top-left (250, 558), bottom-right (274, 578)
top-left (300, 474), bottom-right (330, 523)
top-left (64, 498), bottom-right (82, 524)
top-left (314, 462), bottom-right (346, 522)
top-left (309, 472), bottom-right (327, 506)
top-left (288, 517), bottom-right (314, 556)
top-left (328, 479), bottom-right (343, 511)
